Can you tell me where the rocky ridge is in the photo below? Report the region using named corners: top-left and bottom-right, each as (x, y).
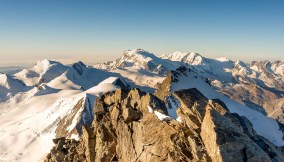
top-left (45, 86), bottom-right (284, 161)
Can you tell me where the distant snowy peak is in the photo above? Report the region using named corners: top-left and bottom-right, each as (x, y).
top-left (160, 51), bottom-right (206, 65)
top-left (36, 59), bottom-right (66, 71)
top-left (115, 49), bottom-right (163, 68)
top-left (34, 59), bottom-right (54, 72)
top-left (14, 59), bottom-right (68, 86)
top-left (122, 48), bottom-right (156, 59)
top-left (272, 60), bottom-right (284, 76)
top-left (96, 49), bottom-right (177, 75)
top-left (94, 49), bottom-right (157, 70)
top-left (234, 60), bottom-right (249, 72)
top-left (32, 59), bottom-right (67, 75)
top-left (250, 60), bottom-right (284, 76)
top-left (115, 49), bottom-right (150, 63)
top-left (160, 51), bottom-right (189, 61)
top-left (46, 62), bottom-right (128, 91)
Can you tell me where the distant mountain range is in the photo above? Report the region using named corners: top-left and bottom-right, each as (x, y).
top-left (0, 49), bottom-right (283, 161)
top-left (96, 49), bottom-right (284, 123)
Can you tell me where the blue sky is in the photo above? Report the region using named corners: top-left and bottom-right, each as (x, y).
top-left (0, 0), bottom-right (283, 66)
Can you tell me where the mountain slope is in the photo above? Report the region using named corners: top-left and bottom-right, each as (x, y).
top-left (160, 51), bottom-right (236, 82)
top-left (95, 49), bottom-right (284, 123)
top-left (0, 51), bottom-right (283, 161)
top-left (155, 66), bottom-right (284, 146)
top-left (161, 51), bottom-right (284, 123)
top-left (45, 87), bottom-right (284, 162)
top-left (0, 77), bottom-right (126, 162)
top-left (0, 73), bottom-right (27, 101)
top-left (94, 49), bottom-right (177, 90)
top-left (96, 49), bottom-right (176, 74)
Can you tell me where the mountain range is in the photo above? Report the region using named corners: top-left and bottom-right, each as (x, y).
top-left (0, 49), bottom-right (283, 161)
top-left (96, 49), bottom-right (284, 122)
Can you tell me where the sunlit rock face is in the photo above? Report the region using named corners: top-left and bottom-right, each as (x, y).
top-left (45, 87), bottom-right (284, 162)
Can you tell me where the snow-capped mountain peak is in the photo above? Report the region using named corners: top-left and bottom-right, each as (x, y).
top-left (98, 49), bottom-right (177, 76)
top-left (35, 59), bottom-right (53, 71)
top-left (123, 48), bottom-right (155, 58)
top-left (33, 59), bottom-right (66, 75)
top-left (14, 59), bottom-right (68, 86)
top-left (250, 60), bottom-right (284, 75)
top-left (116, 49), bottom-right (158, 67)
top-left (160, 51), bottom-right (205, 65)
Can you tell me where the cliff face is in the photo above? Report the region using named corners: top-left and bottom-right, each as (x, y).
top-left (44, 88), bottom-right (284, 162)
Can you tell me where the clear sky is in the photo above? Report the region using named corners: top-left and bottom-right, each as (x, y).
top-left (0, 0), bottom-right (283, 66)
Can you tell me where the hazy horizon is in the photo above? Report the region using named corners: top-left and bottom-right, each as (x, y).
top-left (1, 48), bottom-right (283, 68)
top-left (0, 0), bottom-right (283, 67)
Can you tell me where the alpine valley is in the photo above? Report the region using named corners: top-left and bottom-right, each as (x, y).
top-left (0, 49), bottom-right (283, 162)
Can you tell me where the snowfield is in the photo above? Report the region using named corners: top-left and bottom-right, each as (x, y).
top-left (0, 78), bottom-right (121, 161)
top-left (0, 60), bottom-right (126, 162)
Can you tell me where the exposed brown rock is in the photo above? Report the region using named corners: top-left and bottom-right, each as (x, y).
top-left (44, 138), bottom-right (86, 162)
top-left (94, 99), bottom-right (106, 115)
top-left (45, 88), bottom-right (284, 162)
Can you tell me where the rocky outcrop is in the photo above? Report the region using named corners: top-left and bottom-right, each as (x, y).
top-left (45, 88), bottom-right (284, 162)
top-left (155, 66), bottom-right (193, 102)
top-left (44, 137), bottom-right (86, 162)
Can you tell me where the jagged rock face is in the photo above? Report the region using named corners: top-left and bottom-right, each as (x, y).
top-left (175, 89), bottom-right (284, 162)
top-left (155, 66), bottom-right (191, 101)
top-left (45, 88), bottom-right (284, 162)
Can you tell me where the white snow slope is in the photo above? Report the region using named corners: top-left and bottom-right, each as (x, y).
top-left (14, 60), bottom-right (68, 86)
top-left (0, 60), bottom-right (127, 162)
